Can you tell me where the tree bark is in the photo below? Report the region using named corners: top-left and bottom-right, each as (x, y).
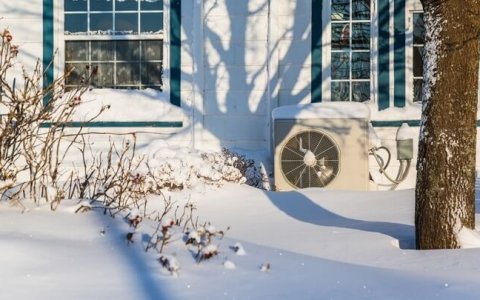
top-left (415, 0), bottom-right (480, 249)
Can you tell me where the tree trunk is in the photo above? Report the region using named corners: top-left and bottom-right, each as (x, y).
top-left (415, 0), bottom-right (480, 249)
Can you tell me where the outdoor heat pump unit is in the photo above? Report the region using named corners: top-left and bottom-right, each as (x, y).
top-left (272, 102), bottom-right (370, 191)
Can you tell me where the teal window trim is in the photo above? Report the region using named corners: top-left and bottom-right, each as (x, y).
top-left (371, 120), bottom-right (480, 127)
top-left (40, 121), bottom-right (183, 128)
top-left (311, 0), bottom-right (323, 103)
top-left (372, 120), bottom-right (480, 127)
top-left (378, 0), bottom-right (390, 110)
top-left (42, 0), bottom-right (183, 128)
top-left (170, 0), bottom-right (181, 107)
top-left (371, 120), bottom-right (419, 127)
top-left (394, 0), bottom-right (406, 107)
top-left (42, 0), bottom-right (54, 100)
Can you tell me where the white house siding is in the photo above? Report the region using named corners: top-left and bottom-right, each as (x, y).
top-left (196, 0), bottom-right (269, 150)
top-left (191, 0), bottom-right (314, 151)
top-left (0, 0), bottom-right (43, 82)
top-left (273, 0), bottom-right (312, 107)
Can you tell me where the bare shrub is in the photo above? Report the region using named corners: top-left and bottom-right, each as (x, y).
top-left (185, 223), bottom-right (228, 263)
top-left (0, 29), bottom-right (106, 208)
top-left (145, 147), bottom-right (269, 191)
top-left (67, 136), bottom-right (150, 216)
top-left (0, 28), bottom-right (238, 277)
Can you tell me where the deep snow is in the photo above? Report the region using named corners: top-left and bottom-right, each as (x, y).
top-left (2, 183), bottom-right (480, 300)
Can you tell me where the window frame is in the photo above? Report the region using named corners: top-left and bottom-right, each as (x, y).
top-left (56, 0), bottom-right (170, 93)
top-left (411, 11), bottom-right (424, 104)
top-left (64, 39), bottom-right (164, 89)
top-left (405, 0), bottom-right (424, 106)
top-left (63, 0), bottom-right (164, 35)
top-left (321, 0), bottom-right (376, 103)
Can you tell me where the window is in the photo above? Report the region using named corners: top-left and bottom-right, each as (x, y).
top-left (412, 12), bottom-right (424, 103)
top-left (330, 0), bottom-right (371, 102)
top-left (64, 0), bottom-right (163, 90)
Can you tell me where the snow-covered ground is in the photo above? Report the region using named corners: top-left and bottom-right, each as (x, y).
top-left (2, 183), bottom-right (480, 300)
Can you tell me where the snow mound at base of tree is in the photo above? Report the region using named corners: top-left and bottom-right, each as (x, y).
top-left (457, 227), bottom-right (480, 249)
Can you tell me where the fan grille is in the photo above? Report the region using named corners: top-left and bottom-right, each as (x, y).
top-left (280, 130), bottom-right (340, 188)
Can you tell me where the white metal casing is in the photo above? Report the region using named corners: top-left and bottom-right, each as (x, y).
top-left (272, 103), bottom-right (370, 191)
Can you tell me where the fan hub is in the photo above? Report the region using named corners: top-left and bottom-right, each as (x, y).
top-left (303, 150), bottom-right (317, 167)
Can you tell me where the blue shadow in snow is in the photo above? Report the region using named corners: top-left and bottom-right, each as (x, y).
top-left (265, 190), bottom-right (415, 249)
top-left (92, 212), bottom-right (169, 300)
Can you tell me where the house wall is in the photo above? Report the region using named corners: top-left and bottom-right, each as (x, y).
top-left (0, 0), bottom-right (194, 158)
top-left (0, 0), bottom-right (43, 81)
top-left (2, 0), bottom-right (480, 190)
top-left (0, 0), bottom-right (319, 153)
top-left (191, 0), bottom-right (314, 152)
top-left (198, 0), bottom-right (269, 150)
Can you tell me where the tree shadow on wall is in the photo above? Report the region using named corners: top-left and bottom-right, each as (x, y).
top-left (178, 0), bottom-right (325, 149)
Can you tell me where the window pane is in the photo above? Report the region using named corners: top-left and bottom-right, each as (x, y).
top-left (141, 0), bottom-right (163, 10)
top-left (116, 41), bottom-right (141, 60)
top-left (65, 41), bottom-right (88, 61)
top-left (331, 82), bottom-right (350, 101)
top-left (352, 23), bottom-right (370, 49)
top-left (140, 13), bottom-right (163, 33)
top-left (413, 46), bottom-right (424, 77)
top-left (352, 82), bottom-right (370, 102)
top-left (90, 13), bottom-right (113, 33)
top-left (413, 13), bottom-right (425, 44)
top-left (352, 0), bottom-right (370, 20)
top-left (352, 52), bottom-right (370, 79)
top-left (413, 79), bottom-right (423, 103)
top-left (64, 0), bottom-right (164, 90)
top-left (91, 41), bottom-right (114, 61)
top-left (142, 40), bottom-right (162, 60)
top-left (65, 63), bottom-right (89, 85)
top-left (65, 0), bottom-right (87, 11)
top-left (141, 62), bottom-right (162, 85)
top-left (332, 23), bottom-right (350, 50)
top-left (332, 53), bottom-right (350, 79)
top-left (115, 13), bottom-right (138, 34)
top-left (116, 0), bottom-right (137, 11)
top-left (116, 62), bottom-right (140, 85)
top-left (92, 63), bottom-right (114, 87)
top-left (90, 0), bottom-right (112, 11)
top-left (331, 0), bottom-right (349, 21)
top-left (65, 14), bottom-right (88, 34)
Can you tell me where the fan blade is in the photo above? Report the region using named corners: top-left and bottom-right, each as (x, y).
top-left (298, 137), bottom-right (307, 153)
top-left (316, 166), bottom-right (334, 185)
top-left (318, 157), bottom-right (325, 166)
